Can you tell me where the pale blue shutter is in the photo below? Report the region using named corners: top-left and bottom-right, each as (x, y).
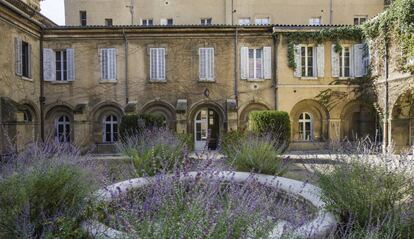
top-left (66, 48), bottom-right (75, 81)
top-left (331, 45), bottom-right (340, 77)
top-left (43, 48), bottom-right (56, 81)
top-left (240, 47), bottom-right (249, 79)
top-left (15, 38), bottom-right (22, 76)
top-left (263, 46), bottom-right (272, 79)
top-left (294, 44), bottom-right (301, 77)
top-left (199, 48), bottom-right (206, 79)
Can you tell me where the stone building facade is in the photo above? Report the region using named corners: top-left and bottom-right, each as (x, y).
top-left (64, 0), bottom-right (386, 26)
top-left (1, 0), bottom-right (384, 154)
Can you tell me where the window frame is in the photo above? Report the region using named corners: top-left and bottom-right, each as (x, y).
top-left (339, 45), bottom-right (351, 78)
top-left (298, 112), bottom-right (313, 141)
top-left (300, 45), bottom-right (315, 78)
top-left (238, 18), bottom-right (251, 25)
top-left (200, 18), bottom-right (212, 25)
top-left (142, 19), bottom-right (153, 26)
top-left (248, 48), bottom-right (264, 80)
top-left (80, 11), bottom-right (87, 26)
top-left (199, 47), bottom-right (215, 81)
top-left (105, 18), bottom-right (113, 26)
top-left (255, 17), bottom-right (270, 25)
top-left (309, 17), bottom-right (321, 26)
top-left (55, 115), bottom-right (71, 143)
top-left (149, 48), bottom-right (166, 81)
top-left (103, 114), bottom-right (119, 143)
top-left (353, 16), bottom-right (367, 25)
top-left (55, 49), bottom-right (68, 81)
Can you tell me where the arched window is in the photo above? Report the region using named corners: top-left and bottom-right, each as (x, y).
top-left (23, 110), bottom-right (32, 123)
top-left (103, 114), bottom-right (118, 143)
top-left (56, 115), bottom-right (71, 143)
top-left (299, 112), bottom-right (312, 141)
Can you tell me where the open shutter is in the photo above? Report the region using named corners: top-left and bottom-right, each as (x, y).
top-left (353, 44), bottom-right (365, 77)
top-left (240, 47), bottom-right (249, 79)
top-left (331, 44), bottom-right (340, 77)
top-left (66, 48), bottom-right (75, 81)
top-left (294, 44), bottom-right (301, 77)
top-left (263, 46), bottom-right (272, 79)
top-left (199, 48), bottom-right (206, 79)
top-left (15, 38), bottom-right (22, 76)
top-left (316, 44), bottom-right (324, 77)
top-left (43, 48), bottom-right (56, 81)
top-left (28, 44), bottom-right (32, 78)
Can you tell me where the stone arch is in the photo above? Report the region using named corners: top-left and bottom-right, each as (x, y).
top-left (90, 102), bottom-right (124, 144)
top-left (239, 102), bottom-right (271, 131)
top-left (0, 97), bottom-right (19, 153)
top-left (17, 100), bottom-right (40, 145)
top-left (141, 100), bottom-right (176, 130)
top-left (340, 100), bottom-right (379, 141)
top-left (391, 89), bottom-right (414, 150)
top-left (290, 99), bottom-right (329, 142)
top-left (45, 104), bottom-right (74, 142)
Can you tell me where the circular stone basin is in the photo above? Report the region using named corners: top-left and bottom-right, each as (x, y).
top-left (82, 171), bottom-right (336, 239)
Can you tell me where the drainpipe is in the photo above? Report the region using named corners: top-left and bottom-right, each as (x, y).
top-left (123, 29), bottom-right (129, 104)
top-left (272, 33), bottom-right (279, 110)
top-left (329, 0), bottom-right (333, 24)
top-left (233, 26), bottom-right (239, 130)
top-left (39, 30), bottom-right (45, 142)
top-left (383, 42), bottom-right (390, 153)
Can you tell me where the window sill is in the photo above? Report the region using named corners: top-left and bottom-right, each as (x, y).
top-left (338, 77), bottom-right (354, 80)
top-left (49, 81), bottom-right (73, 84)
top-left (246, 78), bottom-right (266, 82)
top-left (21, 77), bottom-right (33, 82)
top-left (149, 79), bottom-right (167, 83)
top-left (300, 77), bottom-right (318, 80)
top-left (99, 80), bottom-right (117, 84)
top-left (198, 79), bottom-right (216, 83)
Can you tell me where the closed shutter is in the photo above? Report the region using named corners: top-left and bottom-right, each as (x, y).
top-left (150, 48), bottom-right (166, 80)
top-left (199, 48), bottom-right (206, 79)
top-left (199, 48), bottom-right (215, 80)
top-left (43, 48), bottom-right (56, 81)
top-left (294, 44), bottom-right (301, 77)
top-left (316, 44), bottom-right (325, 77)
top-left (110, 48), bottom-right (117, 80)
top-left (100, 49), bottom-right (105, 80)
top-left (240, 47), bottom-right (249, 79)
top-left (159, 48), bottom-right (165, 80)
top-left (353, 44), bottom-right (365, 77)
top-left (263, 46), bottom-right (272, 79)
top-left (312, 46), bottom-right (317, 77)
top-left (331, 44), bottom-right (340, 77)
top-left (66, 48), bottom-right (75, 81)
top-left (15, 38), bottom-right (22, 76)
top-left (208, 48), bottom-right (214, 79)
top-left (28, 43), bottom-right (32, 78)
top-left (150, 48), bottom-right (156, 79)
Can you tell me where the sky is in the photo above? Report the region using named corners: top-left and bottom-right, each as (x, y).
top-left (40, 0), bottom-right (65, 25)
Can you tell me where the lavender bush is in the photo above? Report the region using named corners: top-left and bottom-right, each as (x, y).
top-left (95, 169), bottom-right (316, 238)
top-left (117, 128), bottom-right (189, 176)
top-left (0, 141), bottom-right (97, 239)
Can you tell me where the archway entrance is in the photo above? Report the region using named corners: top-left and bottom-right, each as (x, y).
top-left (194, 108), bottom-right (220, 151)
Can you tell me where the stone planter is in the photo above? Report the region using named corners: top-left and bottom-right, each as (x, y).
top-left (82, 171), bottom-right (337, 239)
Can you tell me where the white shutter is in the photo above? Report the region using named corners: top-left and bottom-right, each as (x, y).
top-left (316, 44), bottom-right (325, 77)
top-left (294, 44), bottom-right (301, 77)
top-left (240, 47), bottom-right (249, 79)
top-left (28, 43), bottom-right (32, 78)
top-left (199, 48), bottom-right (206, 79)
top-left (208, 48), bottom-right (214, 79)
top-left (159, 48), bottom-right (165, 80)
top-left (263, 46), bottom-right (272, 79)
top-left (150, 48), bottom-right (155, 79)
top-left (312, 47), bottom-right (317, 77)
top-left (111, 48), bottom-right (117, 80)
top-left (15, 38), bottom-right (22, 76)
top-left (100, 49), bottom-right (105, 80)
top-left (350, 45), bottom-right (355, 77)
top-left (353, 44), bottom-right (365, 77)
top-left (43, 48), bottom-right (56, 81)
top-left (66, 48), bottom-right (75, 81)
top-left (331, 44), bottom-right (340, 77)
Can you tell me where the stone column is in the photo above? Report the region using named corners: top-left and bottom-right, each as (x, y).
top-left (328, 118), bottom-right (341, 142)
top-left (176, 99), bottom-right (188, 134)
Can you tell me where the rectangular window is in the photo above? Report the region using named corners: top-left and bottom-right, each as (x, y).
top-left (160, 18), bottom-right (173, 25)
top-left (100, 48), bottom-right (117, 81)
top-left (339, 46), bottom-right (351, 77)
top-left (105, 18), bottom-right (113, 26)
top-left (142, 19), bottom-right (153, 26)
top-left (255, 17), bottom-right (270, 25)
top-left (201, 18), bottom-right (212, 25)
top-left (309, 17), bottom-right (321, 25)
top-left (80, 11), bottom-right (87, 26)
top-left (21, 41), bottom-right (30, 78)
top-left (56, 50), bottom-right (68, 81)
top-left (238, 18), bottom-right (251, 25)
top-left (199, 48), bottom-right (214, 80)
top-left (354, 16), bottom-right (367, 25)
top-left (248, 48), bottom-right (263, 79)
top-left (301, 46), bottom-right (314, 77)
top-left (150, 48), bottom-right (166, 81)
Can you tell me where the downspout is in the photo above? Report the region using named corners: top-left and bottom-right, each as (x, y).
top-left (383, 42), bottom-right (390, 152)
top-left (329, 0), bottom-right (333, 24)
top-left (123, 29), bottom-right (129, 104)
top-left (234, 26), bottom-right (239, 130)
top-left (272, 33), bottom-right (279, 110)
top-left (39, 30), bottom-right (45, 141)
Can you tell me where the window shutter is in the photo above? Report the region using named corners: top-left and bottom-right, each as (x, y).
top-left (158, 48), bottom-right (165, 80)
top-left (353, 44), bottom-right (365, 77)
top-left (316, 44), bottom-right (324, 77)
top-left (111, 48), bottom-right (117, 80)
top-left (263, 46), bottom-right (272, 79)
top-left (199, 48), bottom-right (206, 79)
top-left (240, 47), bottom-right (248, 79)
top-left (66, 48), bottom-right (75, 81)
top-left (294, 44), bottom-right (301, 77)
top-left (208, 48), bottom-right (214, 79)
top-left (43, 48), bottom-right (56, 81)
top-left (331, 44), bottom-right (340, 77)
top-left (150, 48), bottom-right (155, 79)
top-left (15, 38), bottom-right (22, 76)
top-left (350, 45), bottom-right (355, 77)
top-left (100, 49), bottom-right (105, 80)
top-left (28, 43), bottom-right (32, 78)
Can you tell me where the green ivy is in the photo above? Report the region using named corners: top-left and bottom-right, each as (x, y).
top-left (363, 0), bottom-right (414, 73)
top-left (284, 26), bottom-right (364, 70)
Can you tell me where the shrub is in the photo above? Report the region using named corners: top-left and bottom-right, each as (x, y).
top-left (226, 134), bottom-right (288, 176)
top-left (0, 158), bottom-right (94, 238)
top-left (249, 111), bottom-right (291, 144)
top-left (220, 130), bottom-right (246, 156)
top-left (119, 113), bottom-right (166, 139)
top-left (117, 128), bottom-right (188, 176)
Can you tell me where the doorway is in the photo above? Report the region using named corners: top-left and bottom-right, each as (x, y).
top-left (194, 108), bottom-right (219, 151)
